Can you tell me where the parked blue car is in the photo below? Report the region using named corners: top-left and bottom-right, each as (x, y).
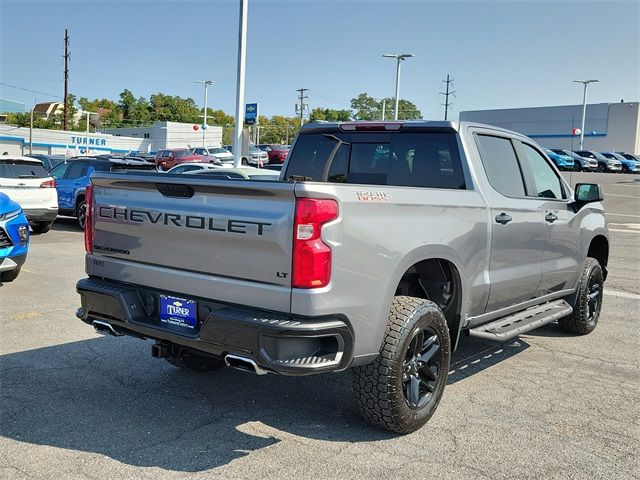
top-left (0, 192), bottom-right (29, 282)
top-left (544, 149), bottom-right (574, 170)
top-left (49, 156), bottom-right (155, 229)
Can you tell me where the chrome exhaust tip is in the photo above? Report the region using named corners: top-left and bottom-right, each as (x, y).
top-left (224, 354), bottom-right (268, 375)
top-left (92, 320), bottom-right (123, 337)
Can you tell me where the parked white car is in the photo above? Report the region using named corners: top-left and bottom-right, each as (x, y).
top-left (0, 156), bottom-right (58, 233)
top-left (165, 163), bottom-right (221, 174)
top-left (191, 147), bottom-right (234, 165)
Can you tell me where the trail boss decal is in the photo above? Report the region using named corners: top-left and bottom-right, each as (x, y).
top-left (353, 190), bottom-right (390, 203)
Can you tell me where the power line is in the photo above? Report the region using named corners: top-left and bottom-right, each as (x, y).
top-left (439, 74), bottom-right (456, 121)
top-left (0, 82), bottom-right (61, 99)
top-left (295, 88), bottom-right (309, 127)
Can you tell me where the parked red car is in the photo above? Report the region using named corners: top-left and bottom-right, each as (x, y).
top-left (258, 144), bottom-right (290, 164)
top-left (155, 148), bottom-right (208, 171)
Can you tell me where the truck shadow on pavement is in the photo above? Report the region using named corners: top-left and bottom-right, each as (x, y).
top-left (0, 334), bottom-right (528, 472)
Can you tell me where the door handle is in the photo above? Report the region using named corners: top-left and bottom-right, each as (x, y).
top-left (495, 212), bottom-right (512, 225)
top-left (545, 213), bottom-right (558, 223)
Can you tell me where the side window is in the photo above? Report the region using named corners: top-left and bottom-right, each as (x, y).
top-left (50, 162), bottom-right (69, 179)
top-left (476, 135), bottom-right (526, 197)
top-left (520, 143), bottom-right (566, 199)
top-left (64, 162), bottom-right (86, 179)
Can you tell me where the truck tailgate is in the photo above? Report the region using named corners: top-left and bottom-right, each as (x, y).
top-left (89, 173), bottom-right (295, 310)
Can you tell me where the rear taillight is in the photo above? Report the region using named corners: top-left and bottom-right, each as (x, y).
top-left (40, 179), bottom-right (56, 188)
top-left (84, 183), bottom-right (94, 253)
top-left (292, 198), bottom-right (338, 289)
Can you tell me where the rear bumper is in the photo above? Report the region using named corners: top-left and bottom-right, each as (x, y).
top-left (23, 208), bottom-right (57, 222)
top-left (76, 277), bottom-right (354, 375)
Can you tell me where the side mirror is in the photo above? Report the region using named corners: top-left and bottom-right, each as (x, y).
top-left (575, 183), bottom-right (603, 204)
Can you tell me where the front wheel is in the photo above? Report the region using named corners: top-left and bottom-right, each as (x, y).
top-left (559, 257), bottom-right (603, 335)
top-left (0, 267), bottom-right (21, 282)
top-left (352, 296), bottom-right (450, 434)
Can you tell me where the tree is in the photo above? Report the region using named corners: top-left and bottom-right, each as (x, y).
top-left (382, 97), bottom-right (422, 120)
top-left (350, 92), bottom-right (422, 120)
top-left (350, 93), bottom-right (380, 120)
top-left (309, 108), bottom-right (352, 122)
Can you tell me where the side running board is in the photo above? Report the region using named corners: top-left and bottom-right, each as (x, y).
top-left (469, 299), bottom-right (573, 342)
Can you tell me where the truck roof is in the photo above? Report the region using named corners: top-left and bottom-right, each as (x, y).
top-left (299, 120), bottom-right (525, 138)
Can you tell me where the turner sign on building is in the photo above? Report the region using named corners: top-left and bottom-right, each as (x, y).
top-left (70, 136), bottom-right (107, 146)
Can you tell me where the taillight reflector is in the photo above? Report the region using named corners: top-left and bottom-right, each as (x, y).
top-left (292, 198), bottom-right (338, 289)
top-left (84, 183), bottom-right (94, 253)
top-left (40, 179), bottom-right (56, 188)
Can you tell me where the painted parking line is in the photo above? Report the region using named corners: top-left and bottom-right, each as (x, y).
top-left (604, 289), bottom-right (640, 300)
top-left (605, 194), bottom-right (640, 199)
top-left (613, 183), bottom-right (640, 188)
top-left (609, 229), bottom-right (640, 233)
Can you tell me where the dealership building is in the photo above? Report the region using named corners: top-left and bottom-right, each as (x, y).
top-left (459, 101), bottom-right (640, 154)
top-left (0, 121), bottom-right (222, 156)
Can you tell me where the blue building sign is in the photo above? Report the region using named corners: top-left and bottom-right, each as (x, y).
top-left (70, 136), bottom-right (107, 146)
top-left (245, 103), bottom-right (258, 125)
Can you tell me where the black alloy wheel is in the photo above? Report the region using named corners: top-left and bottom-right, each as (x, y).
top-left (402, 327), bottom-right (442, 408)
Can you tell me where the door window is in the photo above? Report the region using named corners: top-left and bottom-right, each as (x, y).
top-left (64, 162), bottom-right (86, 179)
top-left (520, 143), bottom-right (566, 199)
top-left (475, 135), bottom-right (526, 197)
top-left (49, 162), bottom-right (69, 179)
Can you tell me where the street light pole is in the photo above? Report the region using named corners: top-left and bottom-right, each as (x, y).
top-left (573, 79), bottom-right (599, 150)
top-left (233, 0), bottom-right (249, 167)
top-left (383, 53), bottom-right (414, 120)
top-left (195, 80), bottom-right (214, 147)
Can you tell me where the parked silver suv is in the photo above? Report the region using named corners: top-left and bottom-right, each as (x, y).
top-left (77, 121), bottom-right (608, 433)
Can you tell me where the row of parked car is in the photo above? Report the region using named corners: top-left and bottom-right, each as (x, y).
top-left (544, 149), bottom-right (640, 173)
top-left (150, 144), bottom-right (290, 171)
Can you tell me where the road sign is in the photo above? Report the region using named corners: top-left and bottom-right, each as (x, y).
top-left (245, 103), bottom-right (258, 125)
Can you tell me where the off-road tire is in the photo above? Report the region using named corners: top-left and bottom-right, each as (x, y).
top-left (166, 351), bottom-right (225, 373)
top-left (32, 221), bottom-right (53, 234)
top-left (352, 296), bottom-right (450, 434)
top-left (559, 257), bottom-right (603, 335)
top-left (0, 267), bottom-right (21, 282)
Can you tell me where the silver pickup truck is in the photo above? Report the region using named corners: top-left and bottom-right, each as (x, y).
top-left (76, 121), bottom-right (609, 433)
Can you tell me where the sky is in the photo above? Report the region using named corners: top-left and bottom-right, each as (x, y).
top-left (1, 0), bottom-right (639, 120)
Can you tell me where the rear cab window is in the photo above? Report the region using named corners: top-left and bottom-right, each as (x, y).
top-left (284, 129), bottom-right (466, 189)
top-left (0, 160), bottom-right (50, 179)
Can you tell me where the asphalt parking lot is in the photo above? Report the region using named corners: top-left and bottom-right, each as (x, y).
top-left (1, 172), bottom-right (638, 480)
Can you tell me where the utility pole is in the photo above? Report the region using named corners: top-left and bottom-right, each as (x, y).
top-left (194, 80), bottom-right (214, 147)
top-left (381, 99), bottom-right (386, 120)
top-left (573, 79), bottom-right (599, 150)
top-left (63, 29), bottom-right (70, 130)
top-left (439, 74), bottom-right (456, 121)
top-left (296, 88), bottom-right (309, 127)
